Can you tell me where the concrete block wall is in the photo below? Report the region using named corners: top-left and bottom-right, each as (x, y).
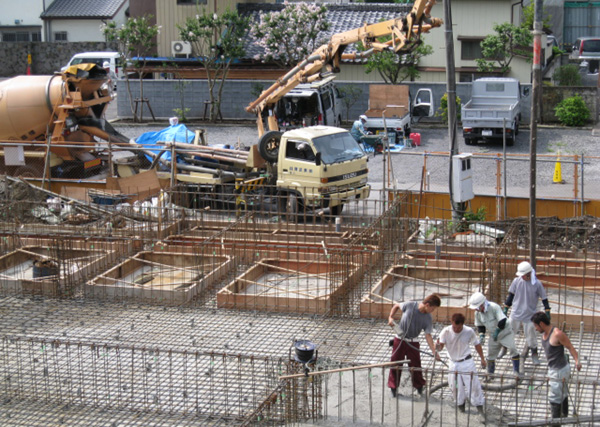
top-left (116, 79), bottom-right (536, 125)
top-left (0, 42), bottom-right (113, 76)
top-left (541, 86), bottom-right (598, 124)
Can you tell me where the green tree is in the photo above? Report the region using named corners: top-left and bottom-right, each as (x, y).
top-left (552, 64), bottom-right (582, 86)
top-left (361, 38), bottom-right (433, 84)
top-left (338, 85), bottom-right (363, 121)
top-left (437, 93), bottom-right (462, 124)
top-left (102, 15), bottom-right (160, 122)
top-left (178, 9), bottom-right (249, 122)
top-left (521, 3), bottom-right (552, 32)
top-left (476, 23), bottom-right (533, 75)
top-left (250, 2), bottom-right (329, 68)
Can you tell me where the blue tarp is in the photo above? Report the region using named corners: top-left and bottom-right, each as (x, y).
top-left (135, 124), bottom-right (195, 162)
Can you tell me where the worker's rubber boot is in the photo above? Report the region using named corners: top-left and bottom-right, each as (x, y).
top-left (550, 402), bottom-right (562, 427)
top-left (477, 405), bottom-right (486, 423)
top-left (511, 355), bottom-right (521, 376)
top-left (486, 360), bottom-right (495, 382)
top-left (531, 348), bottom-right (541, 365)
top-left (562, 397), bottom-right (569, 417)
top-left (458, 403), bottom-right (466, 413)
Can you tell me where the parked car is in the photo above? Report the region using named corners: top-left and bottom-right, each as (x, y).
top-left (569, 37), bottom-right (600, 73)
top-left (61, 52), bottom-right (123, 87)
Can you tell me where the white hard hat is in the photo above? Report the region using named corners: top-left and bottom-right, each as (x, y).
top-left (359, 115), bottom-right (368, 121)
top-left (468, 292), bottom-right (486, 310)
top-left (102, 61), bottom-right (110, 69)
top-left (516, 261), bottom-right (533, 277)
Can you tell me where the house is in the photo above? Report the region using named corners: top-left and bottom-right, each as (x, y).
top-left (128, 1), bottom-right (540, 83)
top-left (0, 0), bottom-right (45, 42)
top-left (40, 0), bottom-right (129, 42)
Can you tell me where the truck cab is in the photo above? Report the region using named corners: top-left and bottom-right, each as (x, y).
top-left (271, 76), bottom-right (343, 131)
top-left (270, 126), bottom-right (370, 217)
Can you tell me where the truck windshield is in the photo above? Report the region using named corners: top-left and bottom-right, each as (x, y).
top-left (312, 132), bottom-right (365, 164)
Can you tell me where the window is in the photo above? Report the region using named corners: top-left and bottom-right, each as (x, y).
top-left (177, 0), bottom-right (206, 4)
top-left (461, 40), bottom-right (483, 60)
top-left (2, 33), bottom-right (16, 42)
top-left (31, 32), bottom-right (41, 41)
top-left (54, 31), bottom-right (68, 41)
top-left (285, 140), bottom-right (315, 162)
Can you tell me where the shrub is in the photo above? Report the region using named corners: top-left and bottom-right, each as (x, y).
top-left (554, 95), bottom-right (590, 126)
top-left (437, 93), bottom-right (461, 124)
top-left (552, 64), bottom-right (582, 86)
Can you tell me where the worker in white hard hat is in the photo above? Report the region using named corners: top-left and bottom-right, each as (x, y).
top-left (504, 261), bottom-right (550, 366)
top-left (350, 114), bottom-right (369, 143)
top-left (468, 292), bottom-right (520, 377)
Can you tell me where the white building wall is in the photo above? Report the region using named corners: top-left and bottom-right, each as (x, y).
top-left (50, 19), bottom-right (106, 42)
top-left (0, 0), bottom-right (45, 27)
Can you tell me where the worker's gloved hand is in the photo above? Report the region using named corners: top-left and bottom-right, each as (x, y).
top-left (545, 308), bottom-right (551, 321)
top-left (492, 328), bottom-right (501, 341)
top-left (502, 306), bottom-right (509, 316)
top-left (479, 333), bottom-right (486, 346)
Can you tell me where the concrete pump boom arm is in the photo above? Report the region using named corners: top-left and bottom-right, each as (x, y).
top-left (245, 0), bottom-right (442, 135)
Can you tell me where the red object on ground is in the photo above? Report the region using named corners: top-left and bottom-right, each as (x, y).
top-left (410, 132), bottom-right (421, 146)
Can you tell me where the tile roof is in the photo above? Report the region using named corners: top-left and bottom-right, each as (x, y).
top-left (41, 0), bottom-right (127, 19)
top-left (238, 3), bottom-right (414, 61)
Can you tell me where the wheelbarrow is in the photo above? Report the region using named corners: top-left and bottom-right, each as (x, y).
top-left (360, 135), bottom-right (384, 155)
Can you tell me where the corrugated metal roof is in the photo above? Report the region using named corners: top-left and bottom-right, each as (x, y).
top-left (41, 0), bottom-right (127, 19)
top-left (238, 3), bottom-right (413, 61)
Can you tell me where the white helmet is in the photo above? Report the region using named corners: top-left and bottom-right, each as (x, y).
top-left (516, 261), bottom-right (533, 277)
top-left (359, 115), bottom-right (368, 122)
top-left (468, 292), bottom-right (486, 310)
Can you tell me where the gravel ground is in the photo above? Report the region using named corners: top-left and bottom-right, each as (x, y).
top-left (112, 121), bottom-right (600, 199)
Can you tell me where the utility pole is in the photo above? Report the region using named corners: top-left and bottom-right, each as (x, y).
top-left (529, 0), bottom-right (542, 268)
top-left (444, 0), bottom-right (465, 222)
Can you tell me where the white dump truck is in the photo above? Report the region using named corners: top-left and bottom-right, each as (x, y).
top-left (363, 84), bottom-right (434, 144)
top-left (461, 77), bottom-right (529, 146)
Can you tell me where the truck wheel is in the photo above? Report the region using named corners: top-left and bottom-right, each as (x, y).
top-left (259, 131), bottom-right (282, 163)
top-left (330, 204), bottom-right (344, 216)
top-left (464, 138), bottom-right (474, 146)
top-left (507, 137), bottom-right (515, 147)
top-left (514, 120), bottom-right (519, 135)
top-left (14, 164), bottom-right (44, 178)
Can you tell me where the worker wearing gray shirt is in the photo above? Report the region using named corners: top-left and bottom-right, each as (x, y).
top-left (504, 261), bottom-right (551, 365)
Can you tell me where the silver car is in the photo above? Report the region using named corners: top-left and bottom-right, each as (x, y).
top-left (570, 37), bottom-right (600, 73)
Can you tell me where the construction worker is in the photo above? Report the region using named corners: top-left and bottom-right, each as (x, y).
top-left (469, 292), bottom-right (520, 376)
top-left (436, 313), bottom-right (486, 418)
top-left (531, 311), bottom-right (582, 424)
top-left (350, 114), bottom-right (369, 143)
top-left (504, 261), bottom-right (550, 365)
top-left (387, 293), bottom-right (441, 397)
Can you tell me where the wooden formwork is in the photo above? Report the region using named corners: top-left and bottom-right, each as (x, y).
top-left (217, 257), bottom-right (364, 314)
top-left (0, 245), bottom-right (119, 297)
top-left (85, 251), bottom-right (233, 305)
top-left (359, 259), bottom-right (486, 324)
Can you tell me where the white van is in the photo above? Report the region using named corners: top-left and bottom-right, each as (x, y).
top-left (273, 76), bottom-right (344, 130)
top-left (61, 52), bottom-right (123, 85)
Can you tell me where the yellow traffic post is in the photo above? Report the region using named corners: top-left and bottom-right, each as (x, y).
top-left (553, 151), bottom-right (564, 184)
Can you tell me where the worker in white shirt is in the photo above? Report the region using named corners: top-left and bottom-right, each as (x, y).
top-left (436, 312), bottom-right (486, 417)
top-left (505, 261), bottom-right (551, 365)
top-left (469, 292), bottom-right (521, 376)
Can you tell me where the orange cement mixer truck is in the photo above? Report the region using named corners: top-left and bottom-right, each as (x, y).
top-left (0, 63), bottom-right (132, 179)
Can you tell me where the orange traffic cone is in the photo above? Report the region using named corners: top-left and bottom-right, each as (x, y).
top-left (26, 53), bottom-right (32, 75)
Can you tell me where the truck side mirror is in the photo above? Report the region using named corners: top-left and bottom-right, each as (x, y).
top-left (315, 152), bottom-right (322, 166)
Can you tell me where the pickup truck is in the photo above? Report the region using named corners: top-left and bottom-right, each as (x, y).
top-left (461, 77), bottom-right (529, 146)
top-left (363, 85), bottom-right (434, 144)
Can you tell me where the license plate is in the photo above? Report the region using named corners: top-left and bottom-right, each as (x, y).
top-left (482, 130), bottom-right (493, 136)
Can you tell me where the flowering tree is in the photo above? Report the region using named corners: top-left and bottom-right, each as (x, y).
top-left (102, 16), bottom-right (160, 122)
top-left (250, 2), bottom-right (329, 68)
top-left (178, 9), bottom-right (249, 122)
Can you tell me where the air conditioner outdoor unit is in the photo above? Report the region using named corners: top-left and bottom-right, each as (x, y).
top-left (171, 41), bottom-right (192, 57)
